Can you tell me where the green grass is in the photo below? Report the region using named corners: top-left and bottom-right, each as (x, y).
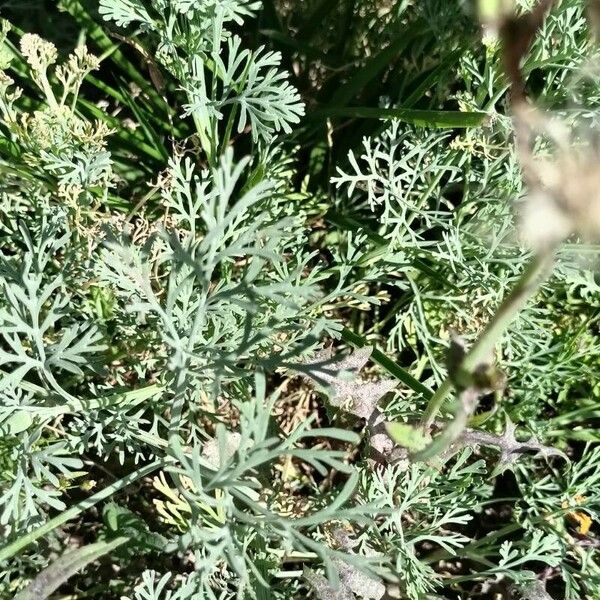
top-left (0, 1), bottom-right (599, 599)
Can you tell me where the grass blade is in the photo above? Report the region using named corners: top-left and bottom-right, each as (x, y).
top-left (340, 328), bottom-right (433, 399)
top-left (0, 460), bottom-right (163, 562)
top-left (14, 537), bottom-right (128, 600)
top-left (328, 26), bottom-right (427, 107)
top-left (58, 0), bottom-right (160, 101)
top-left (311, 106), bottom-right (488, 128)
top-left (297, 0), bottom-right (341, 40)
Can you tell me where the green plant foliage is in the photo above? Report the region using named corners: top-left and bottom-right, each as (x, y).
top-left (0, 0), bottom-right (599, 599)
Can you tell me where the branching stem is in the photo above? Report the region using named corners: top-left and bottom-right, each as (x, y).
top-left (421, 249), bottom-right (556, 430)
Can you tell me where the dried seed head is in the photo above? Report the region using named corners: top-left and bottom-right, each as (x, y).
top-left (20, 33), bottom-right (57, 74)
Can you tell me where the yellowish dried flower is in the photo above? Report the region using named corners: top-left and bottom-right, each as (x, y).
top-left (56, 44), bottom-right (100, 89)
top-left (562, 495), bottom-right (593, 535)
top-left (20, 33), bottom-right (57, 73)
top-left (58, 182), bottom-right (84, 204)
top-left (73, 44), bottom-right (100, 71)
top-left (0, 71), bottom-right (13, 90)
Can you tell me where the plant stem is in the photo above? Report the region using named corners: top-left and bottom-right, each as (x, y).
top-left (13, 537), bottom-right (129, 600)
top-left (0, 460), bottom-right (163, 562)
top-left (421, 249), bottom-right (556, 429)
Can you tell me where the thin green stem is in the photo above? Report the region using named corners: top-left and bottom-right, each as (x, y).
top-left (0, 460), bottom-right (163, 562)
top-left (220, 103), bottom-right (239, 155)
top-left (14, 537), bottom-right (129, 600)
top-left (192, 111), bottom-right (213, 165)
top-left (38, 72), bottom-right (59, 111)
top-left (424, 522), bottom-right (522, 565)
top-left (421, 250), bottom-right (556, 429)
